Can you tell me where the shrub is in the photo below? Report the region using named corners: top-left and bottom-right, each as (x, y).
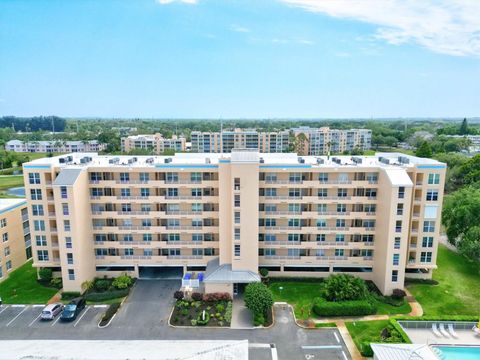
top-left (99, 302), bottom-right (121, 326)
top-left (253, 313), bottom-right (265, 326)
top-left (173, 291), bottom-right (184, 300)
top-left (39, 268), bottom-right (53, 282)
top-left (50, 277), bottom-right (62, 289)
top-left (259, 268), bottom-right (269, 277)
top-left (112, 274), bottom-right (133, 289)
top-left (203, 292), bottom-right (231, 302)
top-left (81, 280), bottom-right (94, 292)
top-left (196, 311), bottom-right (210, 326)
top-left (94, 279), bottom-right (111, 292)
top-left (360, 342), bottom-right (374, 357)
top-left (322, 274), bottom-right (369, 301)
top-left (224, 302), bottom-right (233, 323)
top-left (215, 303), bottom-right (225, 312)
top-left (191, 319), bottom-right (197, 326)
top-left (191, 292), bottom-right (203, 301)
top-left (392, 289), bottom-right (407, 300)
top-left (85, 289), bottom-right (129, 302)
top-left (61, 291), bottom-right (81, 300)
top-left (244, 282), bottom-right (274, 319)
top-left (180, 309), bottom-right (189, 316)
top-left (312, 298), bottom-right (376, 317)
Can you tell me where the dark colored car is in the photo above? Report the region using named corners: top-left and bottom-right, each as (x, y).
top-left (60, 297), bottom-right (86, 321)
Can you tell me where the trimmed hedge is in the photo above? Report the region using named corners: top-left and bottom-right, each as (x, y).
top-left (312, 298), bottom-right (377, 317)
top-left (394, 315), bottom-right (479, 321)
top-left (61, 291), bottom-right (81, 300)
top-left (85, 289), bottom-right (129, 302)
top-left (389, 319), bottom-right (412, 344)
top-left (99, 302), bottom-right (121, 326)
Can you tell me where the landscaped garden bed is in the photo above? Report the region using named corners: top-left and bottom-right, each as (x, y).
top-left (170, 291), bottom-right (232, 327)
top-left (99, 302), bottom-right (121, 327)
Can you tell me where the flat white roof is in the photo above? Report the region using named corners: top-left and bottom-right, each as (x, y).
top-left (371, 343), bottom-right (437, 360)
top-left (0, 198), bottom-right (26, 213)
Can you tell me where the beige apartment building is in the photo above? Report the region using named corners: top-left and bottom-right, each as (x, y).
top-left (190, 129), bottom-right (290, 153)
top-left (0, 199), bottom-right (31, 282)
top-left (23, 150), bottom-right (445, 295)
top-left (292, 127), bottom-right (372, 155)
top-left (121, 133), bottom-right (186, 154)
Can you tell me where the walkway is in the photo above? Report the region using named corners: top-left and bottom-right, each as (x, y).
top-left (231, 295), bottom-right (253, 329)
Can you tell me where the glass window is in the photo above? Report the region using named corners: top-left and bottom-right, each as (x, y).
top-left (422, 236), bottom-right (434, 247)
top-left (393, 254), bottom-right (400, 266)
top-left (62, 204), bottom-right (69, 216)
top-left (119, 172), bottom-right (129, 182)
top-left (335, 234), bottom-right (345, 242)
top-left (396, 204), bottom-right (403, 216)
top-left (6, 260), bottom-right (12, 271)
top-left (426, 190), bottom-right (438, 201)
top-left (61, 186), bottom-right (67, 199)
top-left (234, 194), bottom-right (240, 207)
top-left (336, 219), bottom-right (346, 228)
top-left (139, 172), bottom-right (149, 182)
top-left (392, 270), bottom-right (398, 282)
top-left (337, 204), bottom-right (347, 213)
top-left (36, 235), bottom-right (47, 246)
top-left (191, 172), bottom-right (202, 182)
top-left (63, 220), bottom-right (70, 232)
top-left (68, 269), bottom-right (75, 280)
top-left (34, 220), bottom-right (45, 231)
top-left (32, 204), bottom-right (44, 216)
top-left (316, 219), bottom-right (327, 228)
top-left (398, 187), bottom-right (405, 199)
top-left (37, 250), bottom-right (49, 261)
top-left (29, 173), bottom-right (41, 184)
top-left (318, 173), bottom-right (328, 182)
top-left (318, 188), bottom-right (328, 197)
top-left (67, 253), bottom-right (73, 265)
top-left (394, 237), bottom-right (401, 249)
top-left (234, 244), bottom-right (241, 257)
top-left (65, 237), bottom-right (72, 248)
top-left (337, 188), bottom-right (348, 197)
top-left (234, 212), bottom-right (240, 224)
top-left (30, 189), bottom-right (42, 200)
top-left (420, 251), bottom-right (432, 262)
top-left (428, 173), bottom-right (440, 185)
top-left (316, 234), bottom-right (326, 242)
top-left (143, 234), bottom-right (152, 242)
top-left (395, 221), bottom-right (402, 232)
top-left (423, 221), bottom-right (435, 233)
top-left (335, 249), bottom-right (344, 257)
top-left (140, 188), bottom-right (150, 197)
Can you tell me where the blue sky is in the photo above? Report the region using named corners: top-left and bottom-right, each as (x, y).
top-left (0, 0), bottom-right (479, 118)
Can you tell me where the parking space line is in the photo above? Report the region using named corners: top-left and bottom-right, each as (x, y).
top-left (74, 306), bottom-right (91, 327)
top-left (32, 305), bottom-right (44, 308)
top-left (0, 305), bottom-right (9, 315)
top-left (302, 345), bottom-right (342, 350)
top-left (271, 345), bottom-right (278, 360)
top-left (341, 350), bottom-right (348, 360)
top-left (93, 305), bottom-right (108, 308)
top-left (6, 306), bottom-right (28, 327)
top-left (11, 304), bottom-right (26, 308)
top-left (28, 312), bottom-right (43, 327)
top-left (334, 332), bottom-right (340, 343)
top-left (51, 314), bottom-right (62, 327)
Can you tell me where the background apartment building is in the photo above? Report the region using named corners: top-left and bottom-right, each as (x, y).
top-left (23, 150), bottom-right (444, 295)
top-left (190, 129), bottom-right (290, 153)
top-left (6, 140), bottom-right (106, 153)
top-left (0, 199), bottom-right (31, 282)
top-left (292, 127), bottom-right (372, 155)
top-left (121, 133), bottom-right (186, 154)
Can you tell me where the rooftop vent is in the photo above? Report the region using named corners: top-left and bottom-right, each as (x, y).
top-left (398, 156), bottom-right (410, 164)
top-left (351, 157), bottom-right (363, 164)
top-left (378, 156), bottom-right (390, 165)
top-left (205, 158), bottom-right (211, 164)
top-left (146, 157), bottom-right (154, 164)
top-left (316, 158), bottom-right (324, 165)
top-left (259, 157), bottom-right (265, 164)
top-left (164, 158), bottom-right (172, 164)
top-left (298, 157), bottom-right (305, 164)
top-left (109, 157), bottom-right (120, 164)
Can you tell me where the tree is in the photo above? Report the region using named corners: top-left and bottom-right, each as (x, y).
top-left (244, 282), bottom-right (273, 318)
top-left (459, 118), bottom-right (468, 135)
top-left (458, 226), bottom-right (480, 260)
top-left (322, 274), bottom-right (369, 301)
top-left (415, 141), bottom-right (433, 158)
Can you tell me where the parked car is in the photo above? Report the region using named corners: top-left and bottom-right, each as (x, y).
top-left (60, 297), bottom-right (86, 322)
top-left (41, 303), bottom-right (64, 320)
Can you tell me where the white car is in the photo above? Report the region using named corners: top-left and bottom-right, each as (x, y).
top-left (41, 303), bottom-right (64, 320)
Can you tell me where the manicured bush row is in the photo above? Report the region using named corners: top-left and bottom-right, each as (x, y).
top-left (61, 291), bottom-right (81, 300)
top-left (99, 302), bottom-right (121, 326)
top-left (312, 298), bottom-right (377, 317)
top-left (85, 289), bottom-right (129, 302)
top-left (394, 315), bottom-right (479, 321)
top-left (203, 292), bottom-right (232, 302)
top-left (389, 319), bottom-right (412, 344)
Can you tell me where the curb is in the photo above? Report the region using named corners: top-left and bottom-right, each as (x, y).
top-left (97, 289), bottom-right (130, 329)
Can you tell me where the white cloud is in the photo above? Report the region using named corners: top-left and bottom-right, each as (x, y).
top-left (280, 0), bottom-right (480, 57)
top-left (156, 0), bottom-right (198, 4)
top-left (297, 39), bottom-right (315, 45)
top-left (230, 24), bottom-right (251, 33)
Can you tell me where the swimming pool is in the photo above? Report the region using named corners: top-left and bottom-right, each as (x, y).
top-left (434, 346), bottom-right (480, 360)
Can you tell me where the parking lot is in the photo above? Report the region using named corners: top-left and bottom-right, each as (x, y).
top-left (0, 304), bottom-right (107, 331)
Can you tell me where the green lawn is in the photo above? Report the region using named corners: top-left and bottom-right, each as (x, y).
top-left (407, 244), bottom-right (480, 316)
top-left (0, 175), bottom-right (24, 190)
top-left (0, 260), bottom-right (58, 304)
top-left (346, 320), bottom-right (390, 350)
top-left (269, 280), bottom-right (411, 320)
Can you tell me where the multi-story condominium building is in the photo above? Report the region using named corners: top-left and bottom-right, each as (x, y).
top-left (23, 150), bottom-right (445, 295)
top-left (6, 140), bottom-right (106, 153)
top-left (446, 134), bottom-right (480, 153)
top-left (190, 129), bottom-right (290, 153)
top-left (292, 127), bottom-right (372, 155)
top-left (0, 198), bottom-right (31, 282)
top-left (121, 133), bottom-right (186, 154)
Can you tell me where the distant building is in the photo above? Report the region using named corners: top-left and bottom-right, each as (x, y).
top-left (121, 133), bottom-right (186, 153)
top-left (190, 129), bottom-right (290, 153)
top-left (5, 140), bottom-right (106, 153)
top-left (446, 134), bottom-right (480, 153)
top-left (291, 127), bottom-right (372, 155)
top-left (0, 198), bottom-right (31, 282)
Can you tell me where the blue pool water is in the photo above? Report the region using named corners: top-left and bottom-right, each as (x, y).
top-left (435, 346), bottom-right (480, 360)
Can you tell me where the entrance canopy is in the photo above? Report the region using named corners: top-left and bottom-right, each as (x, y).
top-left (203, 258), bottom-right (260, 284)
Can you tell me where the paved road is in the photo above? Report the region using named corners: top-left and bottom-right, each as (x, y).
top-left (0, 280), bottom-right (351, 360)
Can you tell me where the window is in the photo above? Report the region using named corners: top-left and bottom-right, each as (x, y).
top-left (191, 188), bottom-right (202, 197)
top-left (30, 189), bottom-right (42, 200)
top-left (395, 220), bottom-right (402, 233)
top-left (6, 260), bottom-right (12, 271)
top-left (119, 172), bottom-right (129, 182)
top-left (142, 219), bottom-right (152, 227)
top-left (4, 246), bottom-right (10, 256)
top-left (0, 218), bottom-right (6, 228)
top-left (426, 190), bottom-right (438, 201)
top-left (120, 188), bottom-right (130, 197)
top-left (288, 249), bottom-right (300, 257)
top-left (337, 204), bottom-right (347, 213)
top-left (234, 212), bottom-right (240, 224)
top-left (234, 228), bottom-right (240, 240)
top-left (265, 234), bottom-right (276, 242)
top-left (192, 233), bottom-right (203, 242)
top-left (29, 173), bottom-right (41, 184)
top-left (365, 204), bottom-right (376, 213)
top-left (428, 173), bottom-right (440, 185)
top-left (420, 251), bottom-right (432, 263)
top-left (167, 188), bottom-right (178, 197)
top-left (32, 204), bottom-right (44, 216)
top-left (396, 204), bottom-right (404, 216)
top-left (394, 237), bottom-right (401, 250)
top-left (140, 188), bottom-right (150, 197)
top-left (67, 253), bottom-right (73, 265)
top-left (61, 186), bottom-right (67, 199)
top-left (34, 220), bottom-right (45, 231)
top-left (192, 219), bottom-right (202, 227)
top-left (192, 203), bottom-right (202, 212)
top-left (337, 188), bottom-right (348, 197)
top-left (63, 220), bottom-right (70, 232)
top-left (234, 177), bottom-right (240, 190)
top-left (423, 221), bottom-right (435, 233)
top-left (143, 234), bottom-right (152, 242)
top-left (123, 234), bottom-right (133, 242)
top-left (335, 249), bottom-right (344, 257)
top-left (141, 204), bottom-right (151, 212)
top-left (1, 232), bottom-right (7, 243)
top-left (234, 194), bottom-right (240, 207)
top-left (68, 269), bottom-right (75, 280)
top-left (124, 248), bottom-right (134, 256)
top-left (121, 203), bottom-right (131, 212)
top-left (265, 188), bottom-right (277, 197)
top-left (289, 173), bottom-right (301, 183)
top-left (335, 234), bottom-right (345, 242)
top-left (166, 172), bottom-right (178, 183)
top-left (265, 204), bottom-right (277, 213)
top-left (318, 188), bottom-right (328, 197)
top-left (265, 218), bottom-right (276, 227)
top-left (288, 203), bottom-right (301, 213)
top-left (169, 248), bottom-right (181, 256)
top-left (193, 248), bottom-right (203, 256)
top-left (398, 187), bottom-right (405, 199)
top-left (392, 270), bottom-right (398, 282)
top-left (139, 172), bottom-right (149, 182)
top-left (264, 248), bottom-right (276, 256)
top-left (316, 219), bottom-right (327, 228)
top-left (144, 249), bottom-right (153, 256)
top-left (62, 203), bottom-right (69, 216)
top-left (191, 172), bottom-right (201, 182)
top-left (422, 236), bottom-right (434, 247)
top-left (366, 189), bottom-right (377, 198)
top-left (289, 188), bottom-right (301, 198)
top-left (168, 234), bottom-right (180, 242)
top-left (316, 234), bottom-right (326, 242)
top-left (317, 204), bottom-right (327, 213)
top-left (288, 218), bottom-right (300, 227)
top-left (265, 173), bottom-right (277, 182)
top-left (318, 173), bottom-right (328, 182)
top-left (288, 234), bottom-right (300, 242)
top-left (393, 254), bottom-right (400, 266)
top-left (336, 219), bottom-right (346, 228)
top-left (37, 250), bottom-right (49, 261)
top-left (36, 235), bottom-right (47, 246)
top-left (65, 237), bottom-right (72, 249)
top-left (234, 244), bottom-right (241, 257)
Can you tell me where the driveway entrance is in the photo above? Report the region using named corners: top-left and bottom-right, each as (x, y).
top-left (139, 266), bottom-right (183, 279)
